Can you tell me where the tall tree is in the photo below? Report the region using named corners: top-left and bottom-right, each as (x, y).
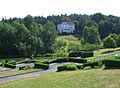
top-left (82, 26), bottom-right (101, 44)
top-left (41, 21), bottom-right (57, 53)
top-left (103, 36), bottom-right (116, 48)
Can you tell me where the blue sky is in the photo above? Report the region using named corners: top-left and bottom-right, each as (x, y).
top-left (0, 0), bottom-right (120, 19)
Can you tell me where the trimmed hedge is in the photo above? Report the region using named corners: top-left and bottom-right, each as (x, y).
top-left (81, 51), bottom-right (94, 58)
top-left (57, 64), bottom-right (66, 71)
top-left (34, 61), bottom-right (49, 70)
top-left (9, 60), bottom-right (16, 65)
top-left (68, 51), bottom-right (94, 58)
top-left (57, 64), bottom-right (82, 72)
top-left (49, 58), bottom-right (87, 63)
top-left (82, 61), bottom-right (103, 69)
top-left (4, 63), bottom-right (16, 68)
top-left (66, 64), bottom-right (78, 71)
top-left (69, 52), bottom-right (81, 57)
top-left (104, 59), bottom-right (120, 69)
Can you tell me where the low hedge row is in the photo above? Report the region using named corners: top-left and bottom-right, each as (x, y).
top-left (81, 61), bottom-right (103, 69)
top-left (81, 52), bottom-right (94, 58)
top-left (4, 63), bottom-right (16, 68)
top-left (34, 61), bottom-right (49, 70)
top-left (49, 58), bottom-right (87, 63)
top-left (104, 59), bottom-right (120, 69)
top-left (69, 52), bottom-right (81, 57)
top-left (68, 51), bottom-right (94, 58)
top-left (57, 64), bottom-right (82, 71)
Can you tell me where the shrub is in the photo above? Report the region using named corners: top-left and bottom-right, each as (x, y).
top-left (69, 52), bottom-right (81, 57)
top-left (4, 63), bottom-right (16, 68)
top-left (57, 65), bottom-right (66, 71)
top-left (68, 51), bottom-right (94, 58)
top-left (24, 58), bottom-right (32, 63)
top-left (81, 51), bottom-right (94, 58)
top-left (57, 64), bottom-right (82, 72)
top-left (0, 62), bottom-right (2, 66)
top-left (82, 61), bottom-right (103, 69)
top-left (19, 65), bottom-right (30, 70)
top-left (104, 59), bottom-right (120, 69)
top-left (34, 61), bottom-right (49, 70)
top-left (69, 58), bottom-right (87, 63)
top-left (49, 58), bottom-right (87, 63)
top-left (76, 64), bottom-right (82, 69)
top-left (66, 64), bottom-right (78, 71)
top-left (9, 60), bottom-right (16, 65)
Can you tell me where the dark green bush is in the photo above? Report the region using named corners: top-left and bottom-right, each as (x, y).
top-left (24, 58), bottom-right (32, 63)
top-left (69, 52), bottom-right (81, 57)
top-left (4, 63), bottom-right (16, 68)
top-left (81, 51), bottom-right (94, 58)
top-left (49, 58), bottom-right (87, 63)
top-left (19, 66), bottom-right (26, 70)
top-left (9, 60), bottom-right (16, 65)
top-left (0, 62), bottom-right (2, 66)
top-left (34, 61), bottom-right (49, 70)
top-left (57, 64), bottom-right (82, 71)
top-left (82, 61), bottom-right (103, 69)
top-left (57, 65), bottom-right (66, 71)
top-left (104, 59), bottom-right (120, 69)
top-left (68, 51), bottom-right (94, 58)
top-left (76, 64), bottom-right (82, 69)
top-left (69, 58), bottom-right (87, 63)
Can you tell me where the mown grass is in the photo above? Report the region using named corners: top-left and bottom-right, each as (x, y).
top-left (0, 67), bottom-right (10, 71)
top-left (56, 35), bottom-right (80, 45)
top-left (0, 69), bottom-right (40, 78)
top-left (94, 47), bottom-right (120, 57)
top-left (1, 69), bottom-right (120, 88)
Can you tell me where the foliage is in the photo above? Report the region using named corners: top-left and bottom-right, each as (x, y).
top-left (34, 61), bottom-right (49, 70)
top-left (66, 64), bottom-right (78, 70)
top-left (1, 13), bottom-right (120, 57)
top-left (103, 35), bottom-right (116, 48)
top-left (104, 59), bottom-right (120, 69)
top-left (4, 63), bottom-right (16, 68)
top-left (81, 51), bottom-right (94, 58)
top-left (57, 64), bottom-right (79, 71)
top-left (49, 58), bottom-right (87, 63)
top-left (82, 26), bottom-right (102, 44)
top-left (82, 61), bottom-right (103, 69)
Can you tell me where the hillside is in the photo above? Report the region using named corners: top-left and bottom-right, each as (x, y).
top-left (56, 35), bottom-right (81, 45)
top-left (1, 69), bottom-right (120, 88)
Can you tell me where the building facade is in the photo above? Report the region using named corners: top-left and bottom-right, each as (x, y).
top-left (57, 22), bottom-right (75, 34)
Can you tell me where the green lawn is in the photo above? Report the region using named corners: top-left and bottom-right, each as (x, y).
top-left (0, 69), bottom-right (41, 78)
top-left (0, 67), bottom-right (10, 71)
top-left (56, 35), bottom-right (80, 45)
top-left (1, 69), bottom-right (120, 88)
top-left (94, 47), bottom-right (120, 57)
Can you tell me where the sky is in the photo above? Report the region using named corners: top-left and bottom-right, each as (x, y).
top-left (0, 0), bottom-right (120, 19)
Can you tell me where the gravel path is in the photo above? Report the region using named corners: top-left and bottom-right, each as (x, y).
top-left (0, 63), bottom-right (61, 83)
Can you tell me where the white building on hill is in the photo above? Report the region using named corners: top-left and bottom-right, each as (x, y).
top-left (57, 22), bottom-right (75, 34)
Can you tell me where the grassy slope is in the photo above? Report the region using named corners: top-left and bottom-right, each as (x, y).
top-left (1, 69), bottom-right (120, 88)
top-left (0, 69), bottom-right (40, 78)
top-left (56, 35), bottom-right (80, 45)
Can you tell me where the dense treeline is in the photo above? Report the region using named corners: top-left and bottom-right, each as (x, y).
top-left (0, 13), bottom-right (120, 57)
top-left (2, 13), bottom-right (120, 38)
top-left (0, 15), bottom-right (57, 57)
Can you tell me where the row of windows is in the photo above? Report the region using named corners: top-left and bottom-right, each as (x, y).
top-left (58, 26), bottom-right (74, 29)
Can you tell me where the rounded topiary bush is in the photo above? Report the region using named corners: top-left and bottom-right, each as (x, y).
top-left (66, 64), bottom-right (78, 71)
top-left (57, 64), bottom-right (81, 72)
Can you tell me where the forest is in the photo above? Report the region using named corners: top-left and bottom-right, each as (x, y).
top-left (0, 13), bottom-right (120, 57)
